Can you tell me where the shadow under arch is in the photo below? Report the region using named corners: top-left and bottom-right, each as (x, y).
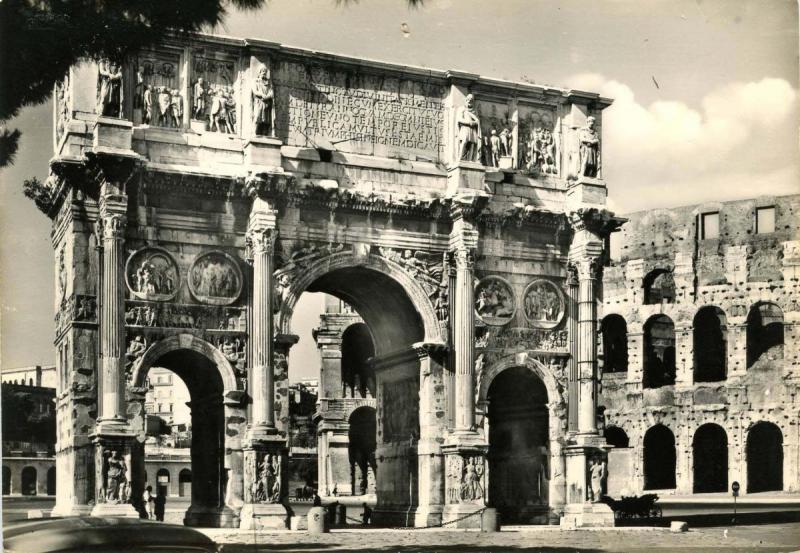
top-left (277, 252), bottom-right (444, 350)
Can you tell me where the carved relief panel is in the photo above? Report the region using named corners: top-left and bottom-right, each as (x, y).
top-left (476, 100), bottom-right (514, 169)
top-left (475, 276), bottom-right (516, 326)
top-left (522, 279), bottom-right (565, 329)
top-left (188, 251), bottom-right (243, 305)
top-left (445, 454), bottom-right (485, 505)
top-left (192, 55), bottom-right (239, 134)
top-left (125, 247), bottom-right (180, 302)
top-left (381, 378), bottom-right (419, 442)
top-left (272, 60), bottom-right (446, 160)
top-left (133, 51), bottom-right (182, 128)
top-left (518, 105), bottom-right (560, 176)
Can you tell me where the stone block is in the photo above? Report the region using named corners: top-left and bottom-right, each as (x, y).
top-left (559, 502), bottom-right (615, 529)
top-left (244, 136), bottom-right (283, 168)
top-left (447, 162), bottom-right (488, 195)
top-left (239, 502), bottom-right (290, 530)
top-left (566, 179), bottom-right (608, 210)
top-left (671, 520), bottom-right (689, 532)
top-left (93, 117), bottom-right (133, 153)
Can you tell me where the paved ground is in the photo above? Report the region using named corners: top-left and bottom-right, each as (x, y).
top-left (204, 523), bottom-right (800, 553)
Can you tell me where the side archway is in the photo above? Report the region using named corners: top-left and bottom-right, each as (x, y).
top-left (479, 352), bottom-right (565, 524)
top-left (130, 334), bottom-right (239, 392)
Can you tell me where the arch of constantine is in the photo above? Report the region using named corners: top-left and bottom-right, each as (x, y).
top-left (35, 32), bottom-right (624, 529)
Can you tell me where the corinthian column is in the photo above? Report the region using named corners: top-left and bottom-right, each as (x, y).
top-left (246, 197), bottom-right (278, 437)
top-left (576, 258), bottom-right (601, 434)
top-left (452, 246), bottom-right (476, 432)
top-left (97, 195), bottom-right (128, 430)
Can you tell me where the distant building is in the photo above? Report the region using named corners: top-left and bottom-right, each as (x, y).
top-left (599, 194), bottom-right (800, 497)
top-left (1, 365), bottom-right (56, 388)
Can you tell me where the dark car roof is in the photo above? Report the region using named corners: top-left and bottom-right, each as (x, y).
top-left (3, 517), bottom-right (217, 552)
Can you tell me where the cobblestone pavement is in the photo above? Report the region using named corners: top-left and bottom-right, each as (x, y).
top-left (206, 522), bottom-right (800, 553)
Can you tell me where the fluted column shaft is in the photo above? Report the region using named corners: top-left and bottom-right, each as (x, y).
top-left (98, 209), bottom-right (127, 424)
top-left (247, 200), bottom-right (278, 434)
top-left (453, 248), bottom-right (475, 431)
top-left (566, 264), bottom-right (580, 433)
top-left (576, 258), bottom-right (600, 434)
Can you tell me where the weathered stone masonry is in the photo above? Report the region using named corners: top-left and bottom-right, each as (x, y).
top-left (39, 32), bottom-right (623, 528)
top-left (599, 196), bottom-right (800, 497)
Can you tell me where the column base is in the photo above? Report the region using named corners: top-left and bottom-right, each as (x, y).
top-left (238, 502), bottom-right (290, 530)
top-left (90, 501), bottom-right (139, 519)
top-left (51, 503), bottom-right (93, 518)
top-left (559, 502), bottom-right (615, 529)
top-left (184, 504), bottom-right (239, 528)
top-left (413, 505), bottom-right (443, 528)
top-left (441, 503), bottom-right (484, 529)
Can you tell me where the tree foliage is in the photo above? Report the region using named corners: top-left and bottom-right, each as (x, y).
top-left (0, 0), bottom-right (264, 167)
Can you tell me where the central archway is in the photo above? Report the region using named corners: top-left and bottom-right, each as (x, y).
top-left (130, 334), bottom-right (244, 527)
top-left (278, 252), bottom-right (440, 523)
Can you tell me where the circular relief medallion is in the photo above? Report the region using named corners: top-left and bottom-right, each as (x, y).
top-left (474, 276), bottom-right (516, 326)
top-left (522, 279), bottom-right (565, 329)
top-left (125, 247), bottom-right (180, 301)
top-left (188, 251), bottom-right (243, 305)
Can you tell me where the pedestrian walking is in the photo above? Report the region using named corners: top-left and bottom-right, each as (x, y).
top-left (142, 485), bottom-right (155, 520)
top-left (154, 489), bottom-right (166, 522)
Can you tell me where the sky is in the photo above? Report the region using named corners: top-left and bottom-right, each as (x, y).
top-left (0, 0), bottom-right (798, 377)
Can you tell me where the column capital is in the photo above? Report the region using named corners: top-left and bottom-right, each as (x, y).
top-left (569, 207), bottom-right (626, 238)
top-left (243, 171), bottom-right (296, 201)
top-left (572, 257), bottom-right (603, 282)
top-left (448, 192), bottom-right (489, 222)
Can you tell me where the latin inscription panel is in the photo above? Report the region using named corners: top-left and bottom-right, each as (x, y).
top-left (273, 61), bottom-right (446, 160)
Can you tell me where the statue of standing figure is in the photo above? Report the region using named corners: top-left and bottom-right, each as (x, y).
top-left (97, 60), bottom-right (123, 117)
top-left (457, 94), bottom-right (481, 162)
top-left (251, 65), bottom-right (274, 136)
top-left (578, 116), bottom-right (601, 178)
top-left (588, 458), bottom-right (606, 502)
top-left (193, 78), bottom-right (206, 119)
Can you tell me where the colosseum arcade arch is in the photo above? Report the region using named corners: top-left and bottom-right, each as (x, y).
top-left (277, 252), bottom-right (441, 524)
top-left (129, 334), bottom-right (244, 527)
top-left (692, 423), bottom-right (728, 493)
top-left (747, 421), bottom-right (784, 493)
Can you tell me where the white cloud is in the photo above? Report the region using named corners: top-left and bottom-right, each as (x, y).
top-left (565, 73), bottom-right (799, 213)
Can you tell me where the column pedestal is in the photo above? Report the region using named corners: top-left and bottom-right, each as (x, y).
top-left (560, 437), bottom-right (614, 529)
top-left (89, 434), bottom-right (139, 519)
top-left (239, 436), bottom-right (290, 530)
top-left (441, 442), bottom-right (488, 529)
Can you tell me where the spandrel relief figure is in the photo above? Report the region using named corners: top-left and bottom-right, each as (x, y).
top-left (170, 89), bottom-right (184, 128)
top-left (457, 94), bottom-right (481, 162)
top-left (97, 60), bottom-right (123, 117)
top-left (578, 115), bottom-right (601, 178)
top-left (210, 86), bottom-right (236, 133)
top-left (157, 87), bottom-right (173, 127)
top-left (499, 127), bottom-right (512, 158)
top-left (193, 78), bottom-right (206, 119)
top-left (143, 86), bottom-right (153, 124)
top-left (251, 65), bottom-right (274, 136)
top-left (489, 129), bottom-right (501, 167)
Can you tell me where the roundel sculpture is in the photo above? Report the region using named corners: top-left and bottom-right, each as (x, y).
top-left (474, 276), bottom-right (516, 326)
top-left (188, 251), bottom-right (243, 305)
top-left (125, 247), bottom-right (180, 301)
top-left (522, 279), bottom-right (565, 329)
